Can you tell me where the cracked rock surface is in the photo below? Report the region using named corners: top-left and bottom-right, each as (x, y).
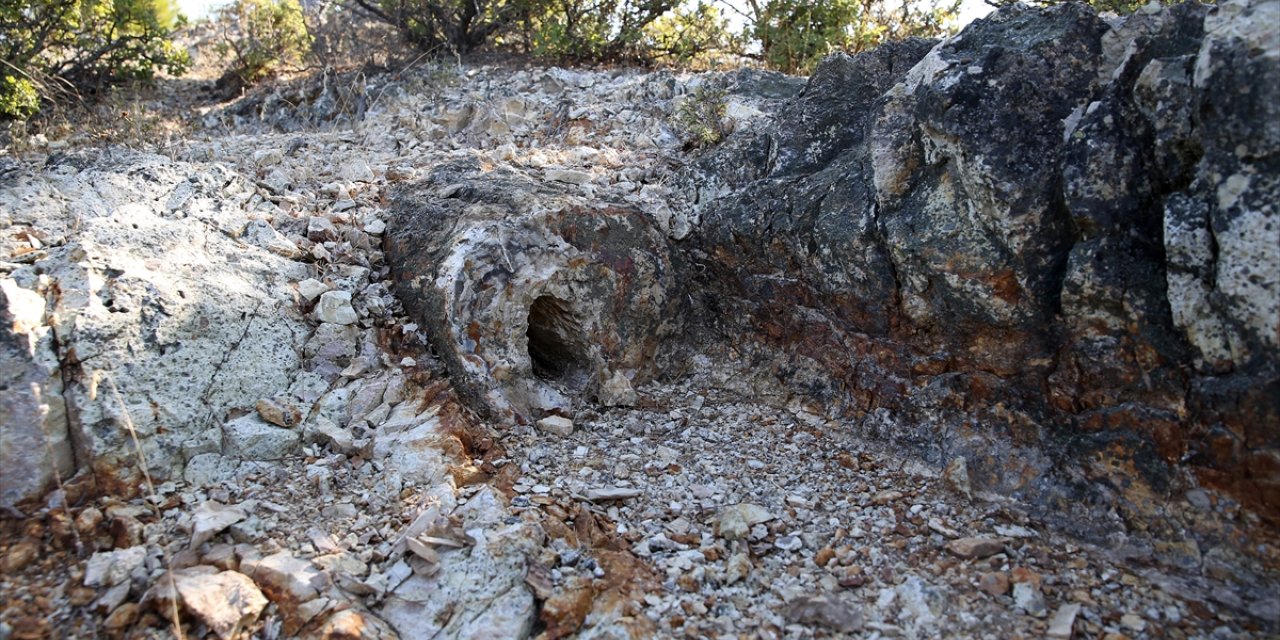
top-left (1, 0), bottom-right (1278, 638)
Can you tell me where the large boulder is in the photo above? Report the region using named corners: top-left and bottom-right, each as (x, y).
top-left (0, 152), bottom-right (312, 504)
top-left (385, 158), bottom-right (682, 423)
top-left (674, 0), bottom-right (1279, 529)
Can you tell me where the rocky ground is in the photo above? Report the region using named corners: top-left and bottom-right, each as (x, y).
top-left (2, 3), bottom-right (1279, 639)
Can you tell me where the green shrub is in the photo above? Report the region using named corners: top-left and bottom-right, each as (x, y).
top-left (345, 0), bottom-right (523, 54)
top-left (643, 1), bottom-right (737, 67)
top-left (217, 0), bottom-right (313, 87)
top-left (673, 84), bottom-right (729, 149)
top-left (0, 76), bottom-right (40, 120)
top-left (0, 0), bottom-right (189, 119)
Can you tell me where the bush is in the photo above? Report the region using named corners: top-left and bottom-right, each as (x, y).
top-left (216, 0), bottom-right (314, 87)
top-left (345, 0), bottom-right (524, 54)
top-left (643, 1), bottom-right (738, 67)
top-left (524, 0), bottom-right (682, 63)
top-left (0, 0), bottom-right (190, 119)
top-left (750, 0), bottom-right (958, 74)
top-left (672, 84), bottom-right (729, 149)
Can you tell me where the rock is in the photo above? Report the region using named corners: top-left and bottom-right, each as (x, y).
top-left (173, 571), bottom-right (268, 639)
top-left (2, 540), bottom-right (40, 573)
top-left (341, 160), bottom-right (376, 183)
top-left (0, 277), bottom-right (71, 508)
top-left (253, 149), bottom-right (283, 167)
top-left (386, 161), bottom-right (678, 422)
top-left (775, 535), bottom-right (803, 551)
top-left (978, 572), bottom-right (1010, 597)
top-left (783, 594), bottom-right (863, 633)
top-left (256, 396), bottom-right (302, 427)
top-left (539, 576), bottom-right (594, 638)
top-left (1047, 603), bottom-right (1082, 639)
top-left (298, 278), bottom-right (329, 302)
top-left (0, 154), bottom-right (309, 501)
top-left (814, 547), bottom-right (836, 567)
top-left (584, 487), bottom-right (641, 501)
top-left (943, 457), bottom-right (972, 501)
top-left (724, 551), bottom-right (751, 585)
top-left (308, 216), bottom-right (340, 242)
top-left (1120, 613), bottom-right (1147, 632)
top-left (536, 415), bottom-right (574, 437)
top-left (546, 169), bottom-right (592, 185)
top-left (242, 551), bottom-right (330, 606)
top-left (102, 602), bottom-right (140, 631)
top-left (191, 501), bottom-right (248, 548)
top-left (716, 503), bottom-right (774, 541)
top-left (315, 609), bottom-right (397, 640)
top-left (1013, 582), bottom-right (1048, 618)
top-left (597, 371), bottom-right (638, 407)
top-left (649, 0), bottom-right (1280, 533)
top-left (223, 414), bottom-right (301, 460)
top-left (314, 291), bottom-right (358, 325)
top-left (243, 219), bottom-right (303, 258)
top-left (83, 546), bottom-right (146, 587)
top-left (946, 537), bottom-right (1004, 559)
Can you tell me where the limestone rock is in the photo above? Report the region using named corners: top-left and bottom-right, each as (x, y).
top-left (314, 291), bottom-right (358, 325)
top-left (946, 537), bottom-right (1004, 560)
top-left (173, 570), bottom-right (268, 639)
top-left (717, 503), bottom-right (774, 541)
top-left (191, 501), bottom-right (249, 548)
top-left (536, 415), bottom-right (574, 437)
top-left (223, 414), bottom-right (301, 460)
top-left (242, 551), bottom-right (330, 605)
top-left (83, 546), bottom-right (147, 588)
top-left (597, 371), bottom-right (638, 407)
top-left (386, 160), bottom-right (679, 422)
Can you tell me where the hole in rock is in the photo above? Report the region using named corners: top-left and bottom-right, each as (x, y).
top-left (526, 295), bottom-right (591, 390)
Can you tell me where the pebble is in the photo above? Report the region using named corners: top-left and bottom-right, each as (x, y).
top-left (314, 291), bottom-right (358, 325)
top-left (536, 415), bottom-right (574, 436)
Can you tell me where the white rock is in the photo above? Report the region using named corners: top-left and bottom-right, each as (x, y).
top-left (597, 371), bottom-right (638, 407)
top-left (191, 501), bottom-right (248, 548)
top-left (223, 414), bottom-right (301, 460)
top-left (585, 487), bottom-right (642, 501)
top-left (83, 546), bottom-right (147, 587)
top-left (174, 571), bottom-right (268, 639)
top-left (314, 291), bottom-right (358, 325)
top-left (1047, 603), bottom-right (1081, 638)
top-left (1013, 582), bottom-right (1048, 618)
top-left (341, 160), bottom-right (376, 183)
top-left (717, 503), bottom-right (775, 541)
top-left (546, 169), bottom-right (592, 185)
top-left (242, 551), bottom-right (330, 604)
top-left (252, 149), bottom-right (283, 167)
top-left (242, 219), bottom-right (302, 258)
top-left (298, 279), bottom-right (328, 302)
top-left (536, 415), bottom-right (574, 436)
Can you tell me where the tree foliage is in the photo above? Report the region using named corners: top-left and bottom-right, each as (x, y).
top-left (215, 0), bottom-right (313, 87)
top-left (0, 0), bottom-right (190, 118)
top-left (748, 0), bottom-right (959, 73)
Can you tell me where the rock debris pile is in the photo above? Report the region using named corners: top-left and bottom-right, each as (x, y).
top-left (2, 0), bottom-right (1278, 638)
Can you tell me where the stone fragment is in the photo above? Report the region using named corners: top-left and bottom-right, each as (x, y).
top-left (223, 414), bottom-right (301, 460)
top-left (252, 149), bottom-right (283, 167)
top-left (978, 571), bottom-right (1010, 596)
top-left (1047, 603), bottom-right (1081, 638)
top-left (539, 576), bottom-right (594, 638)
top-left (946, 537), bottom-right (1004, 559)
top-left (2, 540), bottom-right (40, 573)
top-left (814, 547), bottom-right (836, 567)
top-left (83, 546), bottom-right (146, 587)
top-left (536, 415), bottom-right (574, 436)
top-left (315, 291), bottom-right (359, 325)
top-left (298, 278), bottom-right (329, 302)
top-left (944, 457), bottom-right (972, 501)
top-left (716, 503), bottom-right (774, 541)
top-left (191, 501), bottom-right (248, 548)
top-left (308, 216), bottom-right (340, 242)
top-left (242, 219), bottom-right (302, 258)
top-left (597, 371), bottom-right (638, 407)
top-left (584, 487), bottom-right (642, 501)
top-left (242, 551), bottom-right (330, 605)
top-left (783, 594), bottom-right (863, 633)
top-left (724, 551), bottom-right (751, 585)
top-left (102, 602), bottom-right (140, 631)
top-left (173, 570), bottom-right (268, 640)
top-left (546, 169), bottom-right (591, 185)
top-left (255, 396), bottom-right (302, 428)
top-left (316, 609), bottom-right (397, 640)
top-left (341, 160), bottom-right (376, 183)
top-left (1013, 582), bottom-right (1048, 618)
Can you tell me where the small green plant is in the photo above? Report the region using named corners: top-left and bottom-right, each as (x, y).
top-left (673, 85), bottom-right (729, 149)
top-left (217, 0), bottom-right (313, 87)
top-left (0, 75), bottom-right (40, 120)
